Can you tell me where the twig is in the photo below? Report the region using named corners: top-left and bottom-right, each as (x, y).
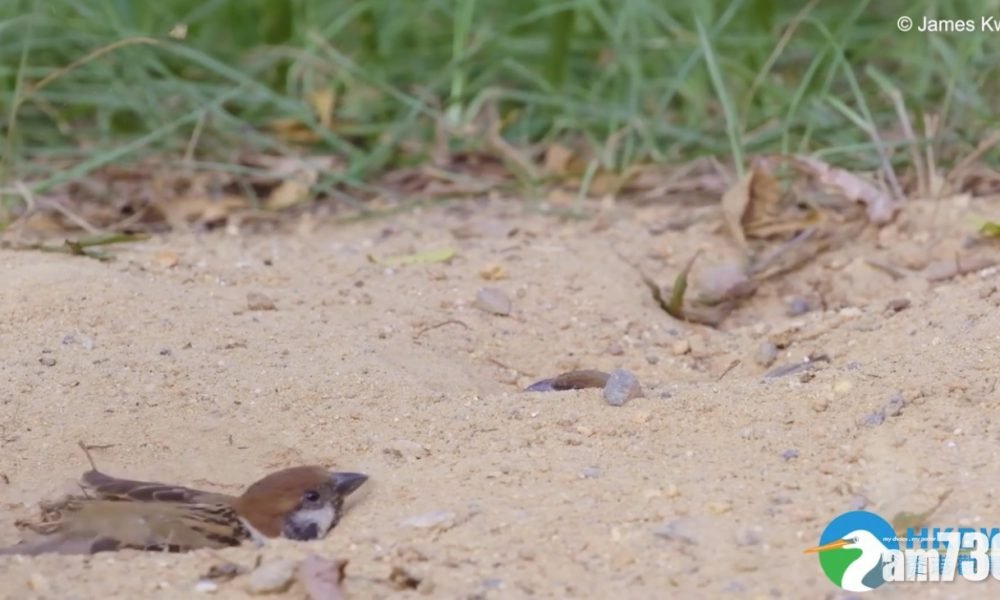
top-left (183, 110), bottom-right (208, 165)
top-left (44, 198), bottom-right (101, 234)
top-left (923, 114), bottom-right (939, 194)
top-left (948, 129), bottom-right (1000, 188)
top-left (716, 359), bottom-right (740, 382)
top-left (889, 89), bottom-right (925, 198)
top-left (413, 319), bottom-right (470, 340)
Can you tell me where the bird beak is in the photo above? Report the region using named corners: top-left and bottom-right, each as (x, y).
top-left (330, 472), bottom-right (368, 496)
top-left (803, 538), bottom-right (849, 554)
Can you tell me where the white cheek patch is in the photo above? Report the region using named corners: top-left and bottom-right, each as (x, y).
top-left (288, 504), bottom-right (336, 539)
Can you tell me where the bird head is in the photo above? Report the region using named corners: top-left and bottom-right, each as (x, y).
top-left (804, 529), bottom-right (884, 554)
top-left (840, 529), bottom-right (881, 551)
top-left (235, 466), bottom-right (367, 540)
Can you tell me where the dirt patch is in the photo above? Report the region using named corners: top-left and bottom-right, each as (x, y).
top-left (1, 195), bottom-right (998, 598)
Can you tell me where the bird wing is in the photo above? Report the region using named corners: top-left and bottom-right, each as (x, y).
top-left (4, 498), bottom-right (250, 555)
top-left (80, 469), bottom-right (233, 505)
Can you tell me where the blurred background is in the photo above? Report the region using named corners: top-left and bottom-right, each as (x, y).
top-left (1, 0), bottom-right (998, 222)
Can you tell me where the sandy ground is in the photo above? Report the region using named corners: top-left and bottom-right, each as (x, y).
top-left (1, 194), bottom-right (999, 599)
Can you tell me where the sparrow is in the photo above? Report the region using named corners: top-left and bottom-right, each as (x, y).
top-left (0, 448), bottom-right (367, 556)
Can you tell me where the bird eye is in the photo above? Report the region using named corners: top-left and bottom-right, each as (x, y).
top-left (302, 490), bottom-right (321, 503)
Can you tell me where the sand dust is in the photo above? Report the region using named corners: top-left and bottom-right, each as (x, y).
top-left (1, 195), bottom-right (999, 599)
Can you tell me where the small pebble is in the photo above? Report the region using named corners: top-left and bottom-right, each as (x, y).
top-left (475, 287), bottom-right (512, 316)
top-left (707, 501), bottom-right (732, 515)
top-left (833, 379), bottom-right (854, 394)
top-left (194, 580), bottom-right (219, 594)
top-left (885, 298), bottom-right (911, 313)
top-left (400, 510), bottom-right (456, 530)
top-left (159, 349), bottom-right (172, 356)
top-left (755, 341), bottom-right (778, 367)
top-left (581, 466), bottom-right (601, 479)
top-left (780, 449), bottom-right (799, 461)
top-left (28, 573), bottom-right (51, 594)
top-left (247, 292), bottom-right (277, 311)
top-left (602, 369), bottom-right (644, 407)
top-left (671, 339), bottom-right (691, 356)
top-left (38, 356), bottom-right (57, 367)
top-left (863, 410), bottom-right (886, 427)
top-left (652, 520), bottom-right (699, 545)
top-left (245, 559), bottom-right (296, 595)
top-left (848, 495), bottom-right (868, 510)
top-left (645, 355), bottom-right (659, 365)
top-left (481, 578), bottom-right (504, 590)
top-left (631, 410), bottom-right (652, 424)
top-left (734, 527), bottom-right (762, 546)
top-left (786, 297), bottom-right (811, 316)
top-left (885, 392), bottom-right (906, 417)
top-left (605, 341), bottom-right (624, 356)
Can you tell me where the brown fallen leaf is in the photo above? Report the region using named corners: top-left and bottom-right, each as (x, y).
top-left (479, 264), bottom-right (507, 280)
top-left (523, 369), bottom-right (610, 392)
top-left (308, 89), bottom-right (337, 130)
top-left (264, 179), bottom-right (312, 211)
top-left (788, 155), bottom-right (898, 224)
top-left (388, 565), bottom-right (421, 590)
top-left (153, 194), bottom-right (247, 230)
top-left (152, 250), bottom-right (179, 268)
top-left (247, 291), bottom-right (277, 311)
top-left (720, 171), bottom-right (754, 250)
top-left (543, 143), bottom-right (575, 176)
top-left (720, 167), bottom-right (781, 250)
top-left (368, 247), bottom-right (457, 267)
top-left (299, 555), bottom-right (348, 600)
top-left (269, 117), bottom-right (322, 144)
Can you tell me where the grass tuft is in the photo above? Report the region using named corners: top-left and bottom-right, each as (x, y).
top-left (1, 0), bottom-right (997, 208)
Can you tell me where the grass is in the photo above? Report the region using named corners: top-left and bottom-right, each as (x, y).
top-left (1, 0), bottom-right (998, 214)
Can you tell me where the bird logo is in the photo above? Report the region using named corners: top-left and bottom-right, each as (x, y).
top-left (1, 445), bottom-right (368, 555)
top-left (804, 511), bottom-right (899, 592)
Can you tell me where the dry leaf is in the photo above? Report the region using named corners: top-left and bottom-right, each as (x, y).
top-left (265, 179), bottom-right (312, 211)
top-left (269, 117), bottom-right (321, 144)
top-left (720, 171), bottom-right (754, 250)
top-left (979, 220), bottom-right (1000, 239)
top-left (308, 89), bottom-right (336, 129)
top-left (588, 170), bottom-right (623, 197)
top-left (720, 168), bottom-right (781, 250)
top-left (543, 144), bottom-right (574, 175)
top-left (524, 369), bottom-right (610, 392)
top-left (790, 155), bottom-right (898, 224)
top-left (152, 250), bottom-right (179, 268)
top-left (241, 155), bottom-right (341, 180)
top-left (368, 247), bottom-right (457, 267)
top-left (479, 264), bottom-right (507, 280)
top-left (154, 194), bottom-right (247, 229)
top-left (546, 188), bottom-right (576, 207)
top-left (744, 168), bottom-right (781, 229)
